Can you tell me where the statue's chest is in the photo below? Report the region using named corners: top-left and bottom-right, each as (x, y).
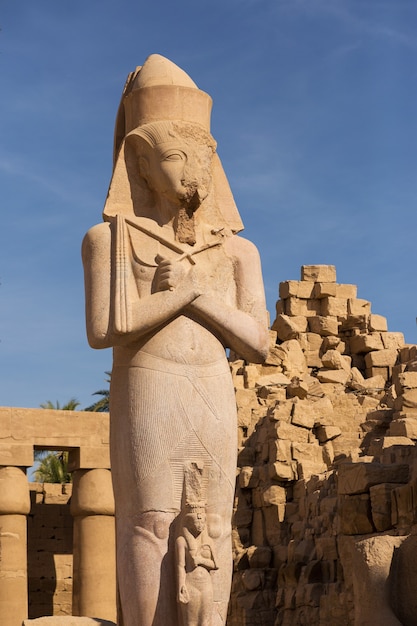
top-left (126, 226), bottom-right (236, 302)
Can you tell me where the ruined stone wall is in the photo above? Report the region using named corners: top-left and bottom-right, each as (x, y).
top-left (228, 265), bottom-right (417, 626)
top-left (27, 483), bottom-right (73, 618)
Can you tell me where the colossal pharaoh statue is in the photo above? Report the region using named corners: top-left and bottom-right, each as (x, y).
top-left (82, 54), bottom-right (268, 625)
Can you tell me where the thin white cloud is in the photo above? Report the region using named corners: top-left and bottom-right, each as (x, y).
top-left (285, 0), bottom-right (417, 49)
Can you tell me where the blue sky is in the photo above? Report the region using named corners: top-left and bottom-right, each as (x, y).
top-left (1, 0), bottom-right (416, 410)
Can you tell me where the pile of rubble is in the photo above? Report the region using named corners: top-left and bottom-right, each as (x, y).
top-left (228, 265), bottom-right (417, 626)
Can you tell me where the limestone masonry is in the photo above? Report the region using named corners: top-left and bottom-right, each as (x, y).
top-left (229, 264), bottom-right (417, 626)
top-left (2, 264), bottom-right (417, 625)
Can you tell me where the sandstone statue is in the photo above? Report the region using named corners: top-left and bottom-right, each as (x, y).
top-left (82, 54), bottom-right (268, 626)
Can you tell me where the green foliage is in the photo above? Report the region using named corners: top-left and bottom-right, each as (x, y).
top-left (39, 398), bottom-right (80, 411)
top-left (35, 397), bottom-right (80, 483)
top-left (34, 451), bottom-right (71, 484)
top-left (35, 375), bottom-right (111, 484)
top-left (84, 372), bottom-right (110, 412)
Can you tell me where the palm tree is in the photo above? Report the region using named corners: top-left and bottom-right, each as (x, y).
top-left (34, 398), bottom-right (80, 482)
top-left (39, 398), bottom-right (80, 411)
top-left (84, 372), bottom-right (110, 412)
top-left (34, 451), bottom-right (71, 484)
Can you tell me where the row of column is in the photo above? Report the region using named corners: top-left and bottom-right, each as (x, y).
top-left (0, 466), bottom-right (116, 626)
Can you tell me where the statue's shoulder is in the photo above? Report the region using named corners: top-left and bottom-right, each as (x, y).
top-left (224, 234), bottom-right (261, 263)
top-left (82, 222), bottom-right (111, 264)
top-left (82, 222), bottom-right (111, 248)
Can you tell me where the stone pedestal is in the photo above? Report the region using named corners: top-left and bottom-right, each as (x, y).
top-left (70, 469), bottom-right (116, 622)
top-left (0, 466), bottom-right (31, 626)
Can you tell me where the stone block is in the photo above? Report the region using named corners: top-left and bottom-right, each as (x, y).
top-left (291, 402), bottom-right (316, 429)
top-left (402, 388), bottom-right (417, 410)
top-left (321, 335), bottom-right (345, 352)
top-left (364, 348), bottom-right (398, 368)
top-left (269, 401), bottom-right (293, 423)
top-left (315, 425), bottom-right (341, 443)
top-left (274, 421), bottom-right (309, 443)
top-left (269, 439), bottom-right (292, 463)
top-left (365, 366), bottom-right (390, 382)
top-left (369, 483), bottom-right (398, 531)
top-left (42, 483), bottom-right (68, 504)
top-left (269, 461), bottom-right (297, 481)
top-left (67, 445), bottom-right (111, 471)
top-left (285, 297), bottom-right (321, 317)
top-left (307, 315), bottom-right (339, 336)
top-left (316, 369), bottom-right (350, 385)
top-left (279, 339), bottom-right (308, 377)
top-left (298, 332), bottom-right (322, 352)
top-left (398, 371), bottom-right (417, 389)
top-left (305, 350), bottom-right (323, 368)
top-left (389, 535), bottom-right (417, 626)
top-left (275, 299), bottom-right (284, 315)
top-left (361, 374), bottom-right (386, 391)
top-left (312, 282), bottom-right (336, 298)
top-left (233, 502), bottom-right (253, 528)
top-left (349, 333), bottom-right (384, 354)
top-left (313, 282), bottom-right (357, 299)
top-left (291, 442), bottom-right (324, 464)
top-left (256, 372), bottom-right (291, 387)
top-left (347, 298), bottom-right (371, 316)
top-left (321, 297), bottom-right (347, 318)
top-left (262, 484), bottom-right (287, 506)
top-left (381, 332), bottom-right (405, 350)
top-left (321, 350), bottom-right (351, 371)
top-left (297, 460), bottom-right (327, 480)
top-left (263, 505), bottom-right (285, 545)
top-left (337, 462), bottom-right (409, 495)
top-left (368, 314), bottom-right (388, 332)
top-left (236, 388), bottom-right (258, 410)
top-left (389, 417), bottom-right (417, 439)
top-left (0, 407), bottom-right (12, 439)
top-left (399, 345), bottom-right (417, 363)
top-left (347, 534), bottom-right (406, 625)
top-left (0, 443), bottom-right (34, 466)
top-left (279, 281), bottom-right (315, 299)
top-left (315, 536), bottom-right (338, 561)
top-left (301, 265), bottom-right (336, 283)
top-left (336, 284), bottom-right (357, 299)
top-left (271, 314), bottom-right (308, 341)
top-left (338, 494), bottom-right (374, 534)
top-left (244, 364), bottom-right (261, 388)
top-left (391, 481), bottom-right (417, 527)
top-left (322, 441), bottom-right (335, 465)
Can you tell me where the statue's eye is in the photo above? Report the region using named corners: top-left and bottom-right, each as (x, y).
top-left (161, 151), bottom-right (185, 162)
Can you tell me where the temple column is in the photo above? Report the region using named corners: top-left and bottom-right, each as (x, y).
top-left (0, 466), bottom-right (31, 626)
top-left (70, 468), bottom-right (116, 621)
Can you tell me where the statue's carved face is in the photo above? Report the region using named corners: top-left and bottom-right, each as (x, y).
top-left (141, 138), bottom-right (213, 211)
top-left (185, 509), bottom-right (206, 535)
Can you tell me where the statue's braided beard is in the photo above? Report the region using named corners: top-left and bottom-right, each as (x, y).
top-left (174, 155), bottom-right (212, 246)
top-left (176, 205), bottom-right (196, 245)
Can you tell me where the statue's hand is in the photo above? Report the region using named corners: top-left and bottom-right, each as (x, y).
top-left (155, 255), bottom-right (188, 291)
top-left (178, 585), bottom-right (189, 604)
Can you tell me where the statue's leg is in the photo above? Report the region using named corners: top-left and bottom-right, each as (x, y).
top-left (116, 511), bottom-right (177, 626)
top-left (206, 500), bottom-right (233, 624)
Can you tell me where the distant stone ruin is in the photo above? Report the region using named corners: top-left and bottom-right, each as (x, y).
top-left (2, 264), bottom-right (417, 625)
top-left (228, 265), bottom-right (417, 626)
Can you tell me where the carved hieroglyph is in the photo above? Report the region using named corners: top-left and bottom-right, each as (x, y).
top-left (82, 54), bottom-right (268, 626)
